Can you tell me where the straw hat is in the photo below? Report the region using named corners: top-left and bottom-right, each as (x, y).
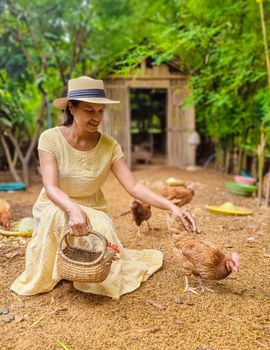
top-left (53, 76), bottom-right (120, 109)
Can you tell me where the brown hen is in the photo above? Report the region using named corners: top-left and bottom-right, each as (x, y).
top-left (162, 183), bottom-right (194, 207)
top-left (0, 199), bottom-right (11, 230)
top-left (130, 199), bottom-right (151, 235)
top-left (166, 213), bottom-right (240, 294)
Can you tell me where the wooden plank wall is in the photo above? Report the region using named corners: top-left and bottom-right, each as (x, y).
top-left (103, 80), bottom-right (131, 167)
top-left (168, 78), bottom-right (196, 167)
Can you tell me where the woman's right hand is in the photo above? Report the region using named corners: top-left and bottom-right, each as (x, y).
top-left (67, 204), bottom-right (92, 236)
top-left (170, 205), bottom-right (199, 233)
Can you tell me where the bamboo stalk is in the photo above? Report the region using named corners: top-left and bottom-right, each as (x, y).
top-left (258, 0), bottom-right (270, 89)
top-left (225, 143), bottom-right (231, 174)
top-left (251, 156), bottom-right (257, 178)
top-left (237, 146), bottom-right (243, 174)
top-left (242, 150), bottom-right (247, 171)
top-left (233, 147), bottom-right (238, 175)
top-left (257, 0), bottom-right (270, 206)
top-left (257, 131), bottom-right (266, 202)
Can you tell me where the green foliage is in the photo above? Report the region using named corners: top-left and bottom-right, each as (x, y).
top-left (0, 70), bottom-right (40, 139)
top-left (0, 72), bottom-right (26, 129)
top-left (113, 0), bottom-right (270, 167)
top-left (0, 0), bottom-right (270, 174)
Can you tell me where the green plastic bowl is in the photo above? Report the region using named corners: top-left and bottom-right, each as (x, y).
top-left (225, 181), bottom-right (257, 197)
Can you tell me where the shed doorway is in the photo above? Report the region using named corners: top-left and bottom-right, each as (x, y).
top-left (130, 88), bottom-right (167, 166)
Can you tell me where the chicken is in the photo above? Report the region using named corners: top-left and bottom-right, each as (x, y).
top-left (107, 242), bottom-right (120, 253)
top-left (161, 183), bottom-right (194, 207)
top-left (166, 213), bottom-right (240, 294)
top-left (0, 199), bottom-right (11, 230)
top-left (130, 199), bottom-right (151, 235)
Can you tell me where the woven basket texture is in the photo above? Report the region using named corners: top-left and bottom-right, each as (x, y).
top-left (57, 231), bottom-right (116, 283)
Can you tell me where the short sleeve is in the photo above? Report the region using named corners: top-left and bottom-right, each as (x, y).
top-left (38, 130), bottom-right (56, 156)
top-left (112, 141), bottom-right (124, 164)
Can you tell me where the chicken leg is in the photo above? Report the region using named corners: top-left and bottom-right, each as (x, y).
top-left (183, 276), bottom-right (199, 295)
top-left (198, 278), bottom-right (214, 293)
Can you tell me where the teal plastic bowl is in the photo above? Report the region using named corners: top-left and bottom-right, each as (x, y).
top-left (225, 181), bottom-right (257, 197)
top-left (0, 182), bottom-right (26, 191)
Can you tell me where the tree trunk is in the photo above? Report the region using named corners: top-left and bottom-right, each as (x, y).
top-left (257, 131), bottom-right (266, 203)
top-left (237, 146), bottom-right (243, 175)
top-left (258, 0), bottom-right (270, 205)
top-left (242, 150), bottom-right (247, 172)
top-left (264, 171), bottom-right (270, 207)
top-left (251, 156), bottom-right (257, 179)
top-left (215, 142), bottom-right (225, 171)
top-left (232, 147), bottom-right (238, 175)
top-left (12, 149), bottom-right (18, 168)
top-left (0, 135), bottom-right (22, 182)
top-left (21, 160), bottom-right (29, 188)
top-left (7, 131), bottom-right (41, 189)
top-left (225, 148), bottom-right (231, 174)
top-left (5, 97), bottom-right (46, 188)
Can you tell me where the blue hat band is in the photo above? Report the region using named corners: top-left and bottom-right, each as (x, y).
top-left (67, 89), bottom-right (105, 99)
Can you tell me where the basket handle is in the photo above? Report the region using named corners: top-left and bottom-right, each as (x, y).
top-left (59, 230), bottom-right (108, 266)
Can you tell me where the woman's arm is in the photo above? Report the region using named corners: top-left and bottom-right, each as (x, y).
top-left (39, 150), bottom-right (91, 236)
top-left (111, 158), bottom-right (198, 232)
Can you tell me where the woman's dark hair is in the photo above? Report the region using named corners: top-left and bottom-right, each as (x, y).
top-left (62, 100), bottom-right (80, 126)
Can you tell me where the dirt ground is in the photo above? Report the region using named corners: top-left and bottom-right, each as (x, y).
top-left (0, 166), bottom-right (270, 350)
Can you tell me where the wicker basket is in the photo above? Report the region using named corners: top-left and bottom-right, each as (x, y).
top-left (57, 230), bottom-right (116, 283)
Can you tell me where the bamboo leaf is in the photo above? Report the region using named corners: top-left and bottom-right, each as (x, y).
top-left (56, 340), bottom-right (71, 350)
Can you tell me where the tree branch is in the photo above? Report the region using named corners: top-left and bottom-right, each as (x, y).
top-left (6, 132), bottom-right (24, 163)
top-left (0, 135), bottom-right (22, 182)
top-left (11, 29), bottom-right (38, 78)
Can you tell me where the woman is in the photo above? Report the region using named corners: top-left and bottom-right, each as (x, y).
top-left (11, 76), bottom-right (198, 298)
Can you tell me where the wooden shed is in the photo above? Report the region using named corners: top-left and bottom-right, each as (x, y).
top-left (102, 59), bottom-right (196, 168)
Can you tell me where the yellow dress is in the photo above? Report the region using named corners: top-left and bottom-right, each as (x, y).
top-left (10, 127), bottom-right (163, 298)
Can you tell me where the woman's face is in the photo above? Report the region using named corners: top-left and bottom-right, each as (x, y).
top-left (68, 101), bottom-right (105, 132)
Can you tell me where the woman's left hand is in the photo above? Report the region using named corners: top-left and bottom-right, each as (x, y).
top-left (170, 205), bottom-right (199, 233)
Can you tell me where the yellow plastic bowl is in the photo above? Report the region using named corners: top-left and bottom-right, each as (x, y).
top-left (165, 177), bottom-right (185, 186)
top-left (206, 202), bottom-right (252, 216)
